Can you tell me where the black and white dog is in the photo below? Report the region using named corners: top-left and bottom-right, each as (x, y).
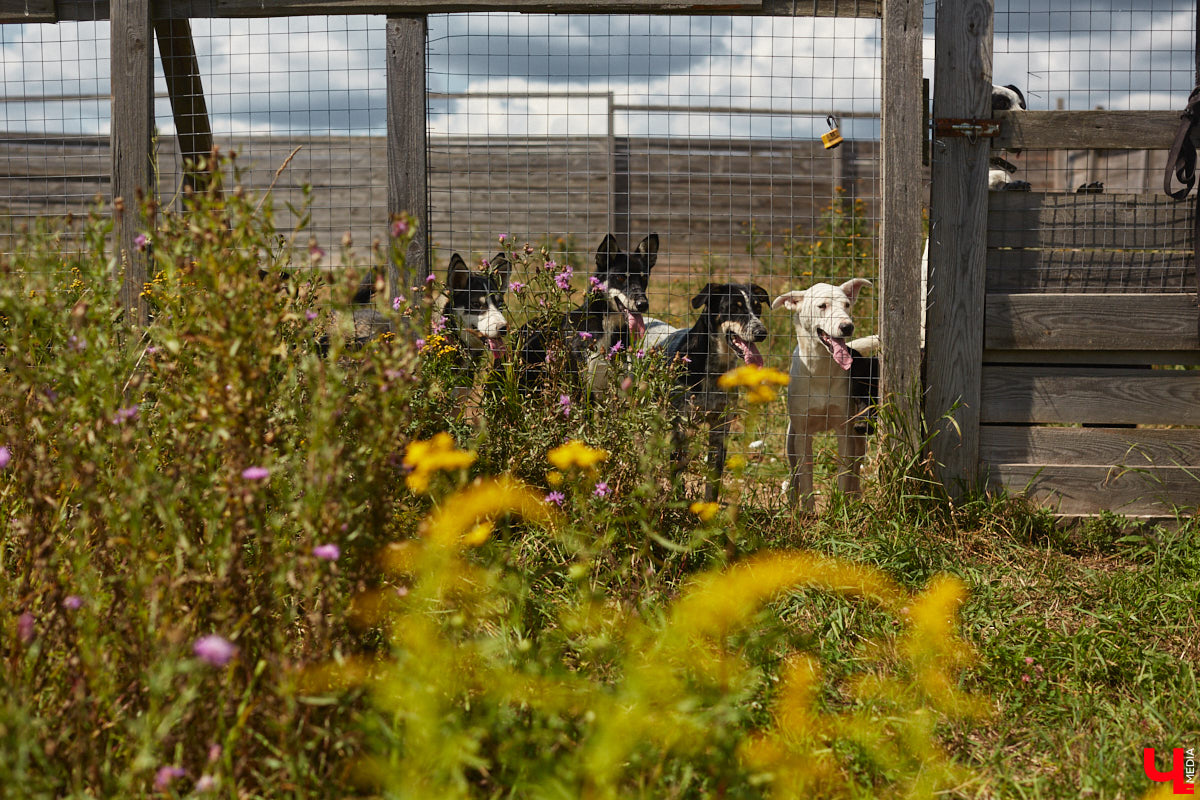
top-left (517, 233), bottom-right (656, 392)
top-left (435, 251), bottom-right (510, 366)
top-left (653, 282), bottom-right (770, 501)
top-left (990, 83), bottom-right (1031, 191)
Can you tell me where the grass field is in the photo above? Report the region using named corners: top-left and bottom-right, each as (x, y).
top-left (0, 181), bottom-right (1196, 799)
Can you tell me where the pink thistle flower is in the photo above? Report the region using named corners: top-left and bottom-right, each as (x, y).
top-left (498, 233), bottom-right (508, 244)
top-left (425, 273), bottom-right (436, 284)
top-left (415, 338), bottom-right (426, 350)
top-left (17, 612), bottom-right (34, 643)
top-left (193, 634), bottom-right (237, 667)
top-left (524, 244), bottom-right (534, 254)
top-left (0, 446), bottom-right (10, 468)
top-left (545, 491), bottom-right (565, 507)
top-left (554, 272), bottom-right (571, 290)
top-left (620, 376), bottom-right (633, 391)
top-left (134, 233), bottom-right (149, 252)
top-left (1024, 656), bottom-right (1035, 665)
top-left (63, 595), bottom-right (83, 610)
top-left (154, 766), bottom-right (186, 792)
top-left (577, 331), bottom-right (594, 342)
top-left (608, 340), bottom-right (624, 358)
top-left (390, 218), bottom-right (410, 238)
top-left (111, 404), bottom-right (139, 425)
top-left (1021, 674), bottom-right (1031, 684)
top-left (508, 281), bottom-right (526, 294)
top-left (312, 543), bottom-right (341, 561)
top-left (241, 466), bottom-right (269, 481)
top-left (545, 259), bottom-right (557, 271)
top-left (392, 295), bottom-right (406, 311)
top-left (558, 394), bottom-right (571, 417)
top-left (592, 481), bottom-right (610, 498)
top-left (589, 276), bottom-right (603, 290)
top-left (306, 310), bottom-right (319, 321)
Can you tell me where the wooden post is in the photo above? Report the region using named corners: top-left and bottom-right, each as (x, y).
top-left (155, 18), bottom-right (217, 198)
top-left (111, 0), bottom-right (155, 326)
top-left (925, 0), bottom-right (993, 496)
top-left (879, 0), bottom-right (926, 445)
top-left (386, 15), bottom-right (429, 295)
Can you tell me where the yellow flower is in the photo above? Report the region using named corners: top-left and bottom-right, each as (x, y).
top-left (547, 470), bottom-right (564, 487)
top-left (726, 454), bottom-right (747, 473)
top-left (547, 440), bottom-right (608, 471)
top-left (717, 365), bottom-right (790, 403)
top-left (402, 432), bottom-right (477, 493)
top-left (689, 501), bottom-right (720, 522)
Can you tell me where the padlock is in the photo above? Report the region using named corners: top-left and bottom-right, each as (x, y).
top-left (821, 115), bottom-right (843, 150)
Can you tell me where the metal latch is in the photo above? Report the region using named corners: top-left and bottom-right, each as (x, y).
top-left (934, 118), bottom-right (1002, 140)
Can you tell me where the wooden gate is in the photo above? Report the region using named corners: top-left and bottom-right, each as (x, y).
top-left (926, 0), bottom-right (1200, 517)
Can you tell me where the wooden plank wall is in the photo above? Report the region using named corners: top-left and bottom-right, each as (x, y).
top-left (0, 133), bottom-right (879, 273)
top-left (981, 191), bottom-right (1200, 517)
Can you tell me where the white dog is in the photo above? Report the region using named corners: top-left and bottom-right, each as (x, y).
top-left (771, 279), bottom-right (874, 511)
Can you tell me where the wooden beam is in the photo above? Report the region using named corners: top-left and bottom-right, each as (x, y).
top-left (879, 0), bottom-right (924, 444)
top-left (387, 15), bottom-right (428, 294)
top-left (0, 0), bottom-right (55, 21)
top-left (984, 463), bottom-right (1199, 517)
top-left (981, 366), bottom-right (1200, 426)
top-left (111, 0), bottom-right (154, 326)
top-left (925, 0), bottom-right (992, 496)
top-left (154, 18), bottom-right (217, 197)
top-left (31, 0), bottom-right (885, 22)
top-left (985, 293), bottom-right (1200, 351)
top-left (994, 110), bottom-right (1183, 151)
top-left (980, 425), bottom-right (1200, 468)
top-left (987, 192), bottom-right (1194, 251)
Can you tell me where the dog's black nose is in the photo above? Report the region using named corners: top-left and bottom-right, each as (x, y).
top-left (635, 297), bottom-right (649, 312)
top-left (838, 321), bottom-right (855, 337)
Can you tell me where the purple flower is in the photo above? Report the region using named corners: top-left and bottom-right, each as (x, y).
top-left (391, 218), bottom-right (410, 238)
top-left (17, 612), bottom-right (34, 643)
top-left (195, 775), bottom-right (218, 793)
top-left (620, 376), bottom-right (634, 391)
top-left (545, 491), bottom-right (565, 507)
top-left (554, 264), bottom-right (574, 291)
top-left (508, 281), bottom-right (526, 294)
top-left (241, 466), bottom-right (269, 481)
top-left (425, 273), bottom-right (436, 284)
top-left (68, 335), bottom-right (86, 352)
top-left (592, 481), bottom-right (610, 498)
top-left (608, 341), bottom-right (624, 358)
top-left (154, 766), bottom-right (186, 792)
top-left (111, 404), bottom-right (139, 425)
top-left (306, 310), bottom-right (319, 321)
top-left (63, 595), bottom-right (83, 610)
top-left (577, 331), bottom-right (594, 342)
top-left (589, 276), bottom-right (603, 290)
top-left (193, 634), bottom-right (237, 667)
top-left (498, 233), bottom-right (508, 244)
top-left (134, 233), bottom-right (149, 252)
top-left (545, 259), bottom-right (557, 271)
top-left (635, 349), bottom-right (645, 359)
top-left (312, 543), bottom-right (341, 561)
top-left (431, 315), bottom-right (447, 334)
top-left (558, 394), bottom-right (571, 418)
top-left (415, 338), bottom-right (426, 350)
top-left (480, 259), bottom-right (490, 269)
top-left (0, 446), bottom-right (10, 469)
top-left (392, 295), bottom-right (406, 311)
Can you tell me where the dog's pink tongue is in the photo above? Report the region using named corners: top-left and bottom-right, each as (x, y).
top-left (486, 337), bottom-right (506, 359)
top-left (625, 309), bottom-right (646, 339)
top-left (820, 331), bottom-right (853, 371)
top-left (738, 338), bottom-right (764, 366)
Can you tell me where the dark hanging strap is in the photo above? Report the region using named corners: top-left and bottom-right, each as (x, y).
top-left (1163, 86), bottom-right (1200, 322)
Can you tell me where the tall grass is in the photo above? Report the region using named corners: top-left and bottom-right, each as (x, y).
top-left (1, 163), bottom-right (1195, 799)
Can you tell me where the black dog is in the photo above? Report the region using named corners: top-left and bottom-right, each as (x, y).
top-left (517, 233), bottom-right (657, 393)
top-left (435, 251), bottom-right (510, 368)
top-left (657, 282), bottom-right (770, 501)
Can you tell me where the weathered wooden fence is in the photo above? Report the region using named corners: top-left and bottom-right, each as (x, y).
top-left (927, 0), bottom-right (1200, 516)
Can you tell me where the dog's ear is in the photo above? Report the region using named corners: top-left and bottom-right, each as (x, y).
top-left (772, 290), bottom-right (805, 311)
top-left (839, 278), bottom-right (872, 305)
top-left (490, 252), bottom-right (511, 285)
top-left (1005, 84), bottom-right (1026, 110)
top-left (634, 233), bottom-right (659, 271)
top-left (595, 233), bottom-right (621, 273)
top-left (749, 284), bottom-right (770, 309)
top-left (447, 253), bottom-right (470, 292)
top-left (691, 283), bottom-right (717, 309)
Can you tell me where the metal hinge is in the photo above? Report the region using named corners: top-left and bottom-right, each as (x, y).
top-left (934, 118), bottom-right (1002, 140)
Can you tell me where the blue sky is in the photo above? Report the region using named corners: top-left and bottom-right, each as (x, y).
top-left (0, 2), bottom-right (1195, 139)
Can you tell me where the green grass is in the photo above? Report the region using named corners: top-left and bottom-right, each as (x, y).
top-left (0, 171), bottom-right (1196, 799)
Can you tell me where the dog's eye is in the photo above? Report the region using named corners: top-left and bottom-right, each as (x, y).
top-left (818, 302), bottom-right (828, 310)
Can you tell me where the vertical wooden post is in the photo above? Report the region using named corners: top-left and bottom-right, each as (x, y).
top-left (925, 0), bottom-right (993, 496)
top-left (111, 0), bottom-right (155, 325)
top-left (155, 18), bottom-right (216, 198)
top-left (386, 15), bottom-right (429, 295)
top-left (880, 0), bottom-right (926, 444)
